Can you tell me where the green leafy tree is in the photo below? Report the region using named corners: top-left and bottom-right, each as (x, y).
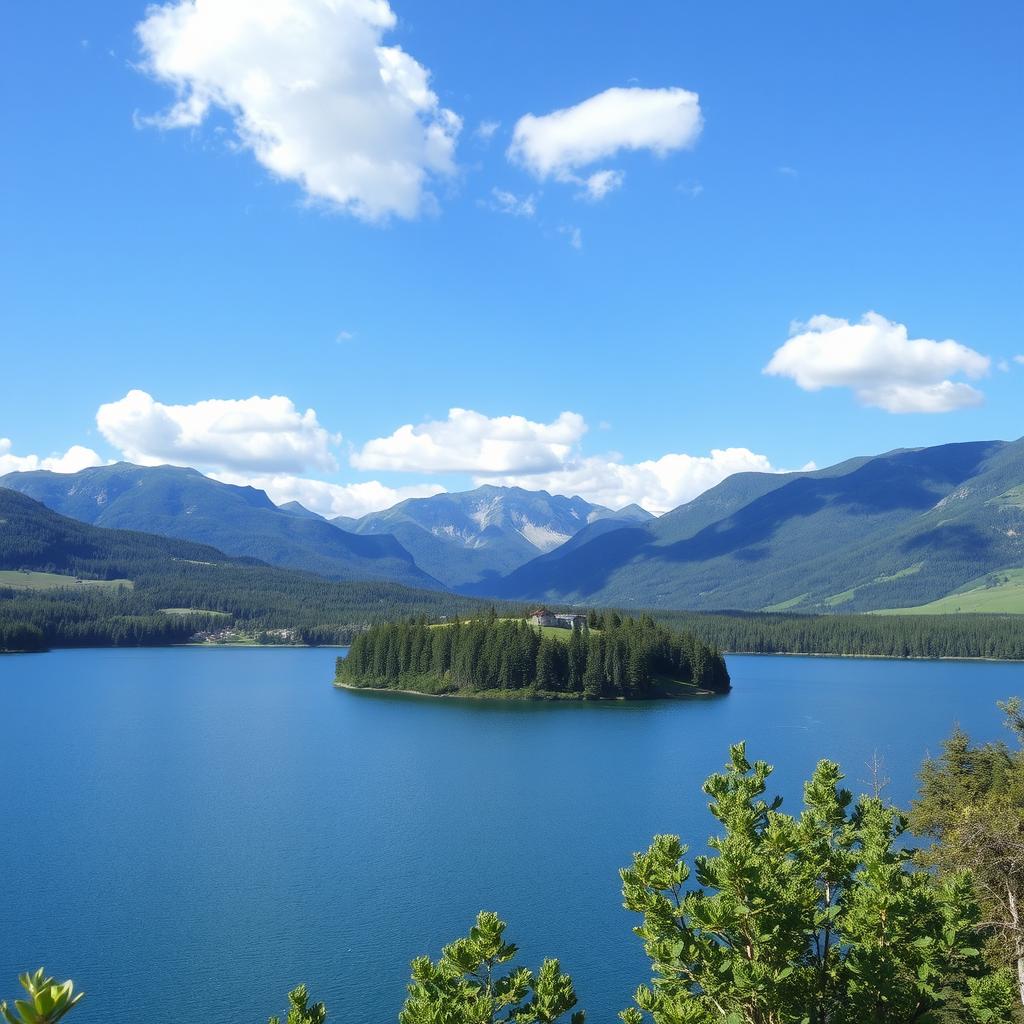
top-left (267, 984), bottom-right (326, 1024)
top-left (619, 743), bottom-right (1011, 1024)
top-left (1, 970), bottom-right (82, 1024)
top-left (400, 911), bottom-right (583, 1024)
top-left (910, 698), bottom-right (1024, 1012)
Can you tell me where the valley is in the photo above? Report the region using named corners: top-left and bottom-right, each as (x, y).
top-left (5, 436), bottom-right (1024, 616)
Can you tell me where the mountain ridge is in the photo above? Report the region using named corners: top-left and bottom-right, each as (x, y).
top-left (0, 463), bottom-right (441, 589)
top-left (479, 438), bottom-right (1024, 612)
top-left (344, 484), bottom-right (653, 588)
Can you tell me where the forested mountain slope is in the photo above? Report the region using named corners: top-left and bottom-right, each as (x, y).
top-left (484, 439), bottom-right (1024, 612)
top-left (0, 463), bottom-right (438, 588)
top-left (0, 489), bottom-right (497, 649)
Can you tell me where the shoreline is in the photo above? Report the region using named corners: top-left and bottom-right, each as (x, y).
top-left (722, 650), bottom-right (1024, 664)
top-left (4, 645), bottom-right (1023, 664)
top-left (333, 681), bottom-right (721, 701)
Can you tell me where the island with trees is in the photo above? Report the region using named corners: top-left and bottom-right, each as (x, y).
top-left (333, 611), bottom-right (731, 700)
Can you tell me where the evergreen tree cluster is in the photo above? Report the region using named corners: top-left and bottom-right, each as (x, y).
top-left (657, 609), bottom-right (1024, 661)
top-left (336, 612), bottom-right (730, 698)
top-left (0, 581), bottom-right (505, 651)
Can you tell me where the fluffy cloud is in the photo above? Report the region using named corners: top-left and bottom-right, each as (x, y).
top-left (486, 448), bottom-right (798, 515)
top-left (96, 390), bottom-right (339, 473)
top-left (764, 312), bottom-right (991, 413)
top-left (135, 0), bottom-right (460, 221)
top-left (508, 86), bottom-right (702, 195)
top-left (579, 169), bottom-right (624, 201)
top-left (212, 471), bottom-right (444, 519)
top-left (0, 439), bottom-right (104, 477)
top-left (351, 408), bottom-right (587, 474)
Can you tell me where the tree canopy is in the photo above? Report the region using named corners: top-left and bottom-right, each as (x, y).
top-left (336, 613), bottom-right (730, 698)
top-left (910, 698), bottom-right (1024, 1013)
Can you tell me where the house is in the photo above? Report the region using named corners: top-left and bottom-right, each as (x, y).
top-left (528, 608), bottom-right (587, 630)
top-left (555, 613), bottom-right (587, 630)
top-left (528, 607), bottom-right (557, 627)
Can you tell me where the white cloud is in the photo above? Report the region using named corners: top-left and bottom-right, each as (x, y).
top-left (764, 312), bottom-right (991, 413)
top-left (486, 448), bottom-right (804, 515)
top-left (352, 407), bottom-right (587, 474)
top-left (559, 224), bottom-right (582, 249)
top-left (212, 471), bottom-right (444, 519)
top-left (508, 86), bottom-right (702, 188)
top-left (578, 169), bottom-right (624, 201)
top-left (96, 390), bottom-right (339, 473)
top-left (1014, 355), bottom-right (1024, 365)
top-left (0, 439), bottom-right (105, 476)
top-left (135, 0), bottom-right (461, 221)
top-left (476, 120), bottom-right (500, 141)
top-left (489, 188), bottom-right (536, 217)
top-left (336, 329), bottom-right (355, 343)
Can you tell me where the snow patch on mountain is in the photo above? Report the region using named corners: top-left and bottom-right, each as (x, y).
top-left (432, 523), bottom-right (490, 548)
top-left (470, 497), bottom-right (504, 531)
top-left (518, 520), bottom-right (572, 551)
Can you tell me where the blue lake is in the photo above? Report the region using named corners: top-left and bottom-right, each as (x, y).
top-left (2, 648), bottom-right (1023, 1023)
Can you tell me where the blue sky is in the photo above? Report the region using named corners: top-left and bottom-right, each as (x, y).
top-left (2, 1), bottom-right (1022, 516)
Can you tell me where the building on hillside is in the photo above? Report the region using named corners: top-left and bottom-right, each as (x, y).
top-left (528, 607), bottom-right (557, 627)
top-left (555, 613), bottom-right (587, 630)
top-left (528, 608), bottom-right (587, 630)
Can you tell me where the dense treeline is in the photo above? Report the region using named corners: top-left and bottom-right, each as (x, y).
top-left (337, 612), bottom-right (731, 698)
top-left (0, 581), bottom-right (507, 650)
top-left (655, 609), bottom-right (1024, 660)
top-left (0, 488), bottom-right (513, 650)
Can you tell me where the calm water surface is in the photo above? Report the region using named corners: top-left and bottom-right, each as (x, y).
top-left (2, 648), bottom-right (1023, 1023)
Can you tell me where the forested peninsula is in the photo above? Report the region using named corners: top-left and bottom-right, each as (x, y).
top-left (334, 612), bottom-right (731, 699)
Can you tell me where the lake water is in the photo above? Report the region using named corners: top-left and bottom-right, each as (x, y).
top-left (2, 648), bottom-right (1024, 1023)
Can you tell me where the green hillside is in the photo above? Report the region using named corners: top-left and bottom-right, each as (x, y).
top-left (0, 488), bottom-right (502, 651)
top-left (482, 439), bottom-right (1024, 613)
top-left (875, 569), bottom-right (1024, 615)
top-left (0, 463), bottom-right (440, 589)
top-left (0, 569), bottom-right (133, 591)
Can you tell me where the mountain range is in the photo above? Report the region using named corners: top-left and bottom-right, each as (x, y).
top-left (0, 464), bottom-right (646, 590)
top-left (3, 436), bottom-right (1023, 613)
top-left (481, 438), bottom-right (1024, 612)
top-left (0, 463), bottom-right (438, 589)
top-left (344, 485), bottom-right (652, 588)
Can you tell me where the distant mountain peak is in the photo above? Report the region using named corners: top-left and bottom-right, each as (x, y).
top-left (348, 483), bottom-right (622, 588)
top-left (278, 500), bottom-right (324, 520)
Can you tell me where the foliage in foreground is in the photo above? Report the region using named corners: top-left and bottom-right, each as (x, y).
top-left (0, 969), bottom-right (82, 1024)
top-left (268, 984), bottom-right (326, 1024)
top-left (400, 912), bottom-right (583, 1024)
top-left (911, 698), bottom-right (1024, 1011)
top-left (620, 742), bottom-right (1016, 1023)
